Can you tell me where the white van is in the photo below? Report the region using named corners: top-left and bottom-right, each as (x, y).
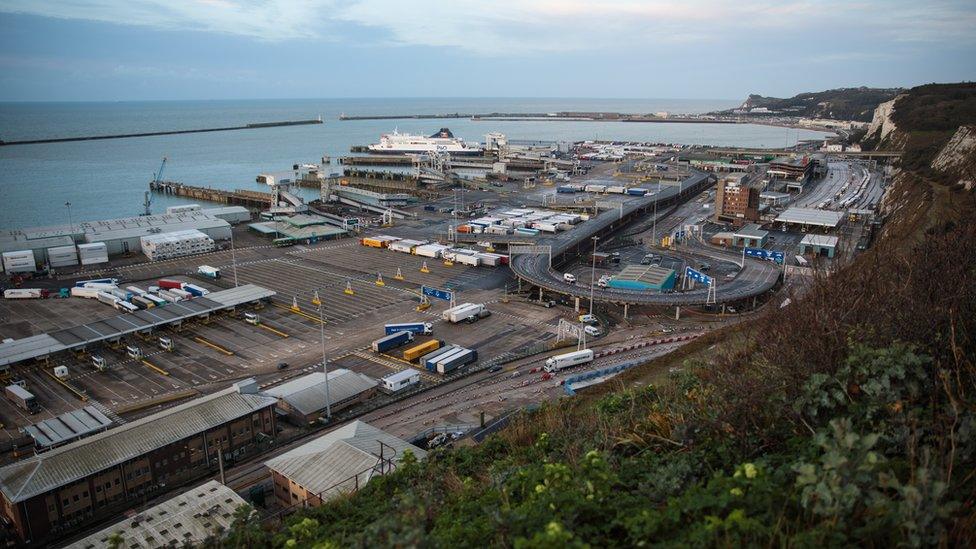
top-left (563, 273), bottom-right (577, 284)
top-left (584, 325), bottom-right (602, 337)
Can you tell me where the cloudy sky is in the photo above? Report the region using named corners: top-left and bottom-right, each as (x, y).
top-left (0, 0), bottom-right (974, 101)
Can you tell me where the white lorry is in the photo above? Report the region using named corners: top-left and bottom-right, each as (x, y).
top-left (544, 349), bottom-right (594, 373)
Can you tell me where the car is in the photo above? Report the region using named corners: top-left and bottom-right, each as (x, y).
top-left (579, 314), bottom-right (598, 324)
top-left (488, 365), bottom-right (503, 373)
top-left (584, 325), bottom-right (602, 337)
top-left (277, 362), bottom-right (289, 370)
top-left (563, 273), bottom-right (577, 284)
top-left (698, 263), bottom-right (711, 271)
top-left (597, 276), bottom-right (610, 288)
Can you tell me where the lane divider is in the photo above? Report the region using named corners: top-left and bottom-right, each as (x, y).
top-left (141, 359), bottom-right (170, 377)
top-left (192, 336), bottom-right (234, 356)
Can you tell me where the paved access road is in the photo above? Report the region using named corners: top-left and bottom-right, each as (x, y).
top-left (509, 172), bottom-right (780, 306)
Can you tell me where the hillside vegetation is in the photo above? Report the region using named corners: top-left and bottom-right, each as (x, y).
top-left (729, 87), bottom-right (902, 121)
top-left (215, 84), bottom-right (976, 548)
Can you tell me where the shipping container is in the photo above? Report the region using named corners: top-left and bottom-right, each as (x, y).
top-left (181, 283), bottom-right (209, 297)
top-left (403, 339), bottom-right (441, 362)
top-left (125, 286), bottom-right (147, 297)
top-left (132, 296), bottom-right (156, 309)
top-left (47, 245), bottom-right (79, 268)
top-left (75, 278), bottom-right (118, 288)
top-left (141, 229), bottom-right (215, 261)
top-left (158, 279), bottom-right (183, 290)
top-left (77, 243), bottom-right (109, 266)
top-left (544, 349), bottom-right (594, 373)
top-left (414, 243), bottom-right (452, 258)
top-left (70, 286), bottom-right (100, 299)
top-left (421, 345), bottom-right (458, 371)
top-left (371, 331), bottom-right (415, 353)
top-left (2, 250), bottom-right (36, 274)
top-left (436, 348), bottom-right (478, 374)
top-left (5, 385), bottom-right (39, 414)
top-left (96, 291), bottom-right (119, 307)
top-left (198, 265), bottom-right (220, 279)
top-left (584, 184), bottom-right (607, 193)
top-left (384, 322), bottom-right (433, 336)
top-left (142, 293), bottom-right (167, 306)
top-left (361, 235), bottom-right (400, 248)
top-left (3, 288), bottom-right (46, 299)
top-left (388, 239), bottom-right (427, 254)
top-left (156, 289), bottom-right (183, 302)
top-left (454, 254), bottom-right (480, 266)
top-left (169, 288), bottom-right (192, 300)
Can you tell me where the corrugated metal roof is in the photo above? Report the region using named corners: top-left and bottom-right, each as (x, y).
top-left (616, 264), bottom-right (675, 285)
top-left (800, 234), bottom-right (839, 247)
top-left (734, 223), bottom-right (769, 239)
top-left (0, 285), bottom-right (275, 367)
top-left (0, 384), bottom-right (277, 503)
top-left (775, 207), bottom-right (845, 228)
top-left (24, 406), bottom-right (113, 448)
top-left (265, 370), bottom-right (376, 416)
top-left (67, 480), bottom-right (246, 549)
top-left (265, 421), bottom-right (425, 500)
top-left (382, 369), bottom-right (420, 383)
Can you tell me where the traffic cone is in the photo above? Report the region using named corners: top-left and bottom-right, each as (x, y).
top-left (344, 281), bottom-right (355, 295)
top-left (311, 290), bottom-right (321, 306)
top-left (290, 296), bottom-right (301, 312)
top-left (375, 273), bottom-right (385, 286)
top-left (394, 267), bottom-right (404, 281)
top-left (444, 258), bottom-right (454, 266)
top-left (420, 261), bottom-right (430, 273)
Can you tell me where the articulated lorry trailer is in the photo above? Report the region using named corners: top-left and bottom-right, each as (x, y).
top-left (442, 303), bottom-right (490, 324)
top-left (544, 349), bottom-right (594, 373)
top-left (372, 331), bottom-right (415, 353)
top-left (385, 322), bottom-right (433, 336)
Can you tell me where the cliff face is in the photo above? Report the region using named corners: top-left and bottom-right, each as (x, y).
top-left (932, 125), bottom-right (976, 189)
top-left (732, 87), bottom-right (902, 121)
top-left (865, 96), bottom-right (904, 147)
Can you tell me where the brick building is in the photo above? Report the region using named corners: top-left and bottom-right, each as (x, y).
top-left (0, 380), bottom-right (277, 546)
top-left (714, 173), bottom-right (761, 227)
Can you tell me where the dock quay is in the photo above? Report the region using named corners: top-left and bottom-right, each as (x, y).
top-left (149, 180), bottom-right (272, 208)
top-left (0, 118), bottom-right (323, 146)
top-left (338, 112), bottom-right (736, 123)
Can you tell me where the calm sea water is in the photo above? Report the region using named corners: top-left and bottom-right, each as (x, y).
top-left (0, 98), bottom-right (832, 229)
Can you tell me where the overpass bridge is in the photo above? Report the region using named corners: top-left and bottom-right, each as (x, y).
top-left (508, 172), bottom-right (781, 308)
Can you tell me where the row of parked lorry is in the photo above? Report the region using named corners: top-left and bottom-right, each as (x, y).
top-left (371, 321), bottom-right (479, 375)
top-left (69, 277), bottom-right (209, 313)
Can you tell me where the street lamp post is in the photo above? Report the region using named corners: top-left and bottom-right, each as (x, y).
top-left (589, 236), bottom-right (599, 315)
top-left (230, 229), bottom-right (239, 287)
top-left (318, 303), bottom-right (331, 419)
top-left (65, 202), bottom-right (73, 235)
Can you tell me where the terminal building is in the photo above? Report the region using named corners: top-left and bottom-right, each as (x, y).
top-left (799, 234), bottom-right (840, 258)
top-left (266, 421), bottom-right (425, 510)
top-left (713, 173), bottom-right (761, 227)
top-left (732, 224), bottom-right (769, 248)
top-left (0, 380), bottom-right (277, 545)
top-left (767, 156), bottom-right (816, 191)
top-left (607, 265), bottom-right (676, 292)
top-left (775, 207), bottom-right (845, 232)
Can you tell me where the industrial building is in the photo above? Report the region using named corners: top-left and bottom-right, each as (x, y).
top-left (732, 224), bottom-right (769, 248)
top-left (67, 480), bottom-right (247, 549)
top-left (799, 234), bottom-right (840, 258)
top-left (201, 206), bottom-right (251, 224)
top-left (608, 265), bottom-right (676, 292)
top-left (0, 380), bottom-right (277, 545)
top-left (249, 214), bottom-right (348, 244)
top-left (713, 173), bottom-right (761, 227)
top-left (0, 211), bottom-right (232, 271)
top-left (265, 370), bottom-right (378, 425)
top-left (767, 156), bottom-right (816, 184)
top-left (266, 421), bottom-right (425, 509)
top-left (775, 207), bottom-right (845, 231)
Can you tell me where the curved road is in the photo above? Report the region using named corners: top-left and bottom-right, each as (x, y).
top-left (509, 172), bottom-right (781, 306)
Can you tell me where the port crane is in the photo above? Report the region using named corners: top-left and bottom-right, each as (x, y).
top-left (143, 156), bottom-right (168, 216)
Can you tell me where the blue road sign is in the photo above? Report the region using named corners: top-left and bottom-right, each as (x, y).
top-left (422, 286), bottom-right (453, 302)
top-left (745, 247), bottom-right (785, 265)
top-left (685, 267), bottom-right (713, 285)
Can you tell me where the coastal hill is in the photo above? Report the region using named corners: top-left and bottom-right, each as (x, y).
top-left (218, 83), bottom-right (976, 548)
top-left (720, 87), bottom-right (902, 122)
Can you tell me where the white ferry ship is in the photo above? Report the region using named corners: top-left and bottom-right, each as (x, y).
top-left (367, 128), bottom-right (481, 155)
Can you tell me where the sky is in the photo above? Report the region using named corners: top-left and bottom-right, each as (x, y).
top-left (0, 0), bottom-right (974, 102)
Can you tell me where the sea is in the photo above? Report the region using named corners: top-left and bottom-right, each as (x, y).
top-left (0, 98), bottom-right (834, 230)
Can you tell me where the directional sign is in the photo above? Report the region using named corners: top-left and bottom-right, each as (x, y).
top-left (422, 286), bottom-right (453, 302)
top-left (745, 247), bottom-right (785, 264)
top-left (685, 267), bottom-right (713, 285)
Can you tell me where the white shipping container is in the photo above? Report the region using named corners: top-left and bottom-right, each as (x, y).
top-left (165, 204), bottom-right (202, 214)
top-left (77, 243), bottom-right (109, 265)
top-left (474, 253), bottom-right (500, 266)
top-left (455, 254), bottom-right (480, 266)
top-left (141, 229), bottom-right (215, 261)
top-left (2, 251), bottom-right (36, 274)
top-left (414, 244), bottom-right (450, 258)
top-left (70, 287), bottom-right (100, 299)
top-left (4, 289), bottom-right (44, 299)
top-left (47, 245), bottom-right (79, 268)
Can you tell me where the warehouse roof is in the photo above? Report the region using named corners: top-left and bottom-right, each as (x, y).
top-left (0, 234), bottom-right (75, 255)
top-left (0, 381), bottom-right (276, 503)
top-left (265, 421), bottom-right (425, 501)
top-left (775, 207), bottom-right (845, 228)
top-left (800, 234), bottom-right (840, 248)
top-left (266, 370), bottom-right (377, 416)
top-left (0, 285), bottom-right (275, 367)
top-left (24, 406), bottom-right (113, 449)
top-left (67, 480), bottom-right (246, 549)
top-left (616, 264), bottom-right (675, 286)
